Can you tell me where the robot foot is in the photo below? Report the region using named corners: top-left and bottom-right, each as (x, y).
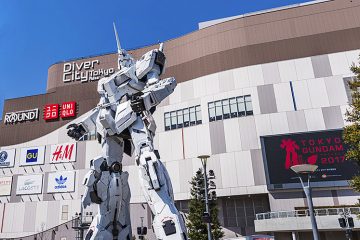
top-left (85, 219), bottom-right (131, 240)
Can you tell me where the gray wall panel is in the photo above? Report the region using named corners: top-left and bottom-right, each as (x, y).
top-left (239, 117), bottom-right (259, 150)
top-left (181, 81), bottom-right (194, 101)
top-left (250, 149), bottom-right (267, 185)
top-left (218, 70), bottom-right (235, 92)
top-left (23, 201), bottom-right (37, 232)
top-left (286, 110), bottom-right (308, 133)
top-left (47, 201), bottom-right (60, 227)
top-left (9, 174), bottom-right (21, 203)
top-left (257, 85), bottom-right (278, 114)
top-left (209, 121), bottom-right (227, 155)
top-left (322, 106), bottom-right (344, 129)
top-left (42, 172), bottom-right (54, 201)
top-left (74, 141), bottom-right (86, 170)
top-left (179, 158), bottom-right (194, 193)
top-left (311, 55), bottom-right (333, 78)
top-left (262, 62), bottom-right (281, 85)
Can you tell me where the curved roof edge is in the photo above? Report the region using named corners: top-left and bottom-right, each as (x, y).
top-left (198, 0), bottom-right (332, 29)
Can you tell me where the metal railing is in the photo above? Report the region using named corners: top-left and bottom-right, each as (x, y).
top-left (256, 207), bottom-right (360, 220)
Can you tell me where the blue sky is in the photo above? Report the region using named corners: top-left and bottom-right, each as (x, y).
top-left (0, 0), bottom-right (310, 118)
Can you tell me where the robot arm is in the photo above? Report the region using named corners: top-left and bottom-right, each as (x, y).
top-left (131, 77), bottom-right (177, 113)
top-left (67, 108), bottom-right (99, 141)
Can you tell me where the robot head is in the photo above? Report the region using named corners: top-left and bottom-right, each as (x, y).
top-left (118, 49), bottom-right (135, 69)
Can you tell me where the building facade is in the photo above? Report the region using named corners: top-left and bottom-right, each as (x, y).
top-left (0, 0), bottom-right (360, 239)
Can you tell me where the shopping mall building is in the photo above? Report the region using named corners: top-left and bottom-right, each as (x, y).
top-left (1, 0), bottom-right (360, 239)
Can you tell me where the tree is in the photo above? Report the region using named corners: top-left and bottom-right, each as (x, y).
top-left (344, 60), bottom-right (360, 192)
top-left (186, 168), bottom-right (224, 240)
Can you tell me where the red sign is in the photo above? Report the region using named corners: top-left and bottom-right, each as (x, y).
top-left (43, 104), bottom-right (59, 120)
top-left (50, 143), bottom-right (77, 163)
top-left (61, 101), bottom-right (76, 118)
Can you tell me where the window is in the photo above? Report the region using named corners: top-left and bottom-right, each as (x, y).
top-left (165, 112), bottom-right (171, 131)
top-left (208, 102), bottom-right (215, 122)
top-left (61, 205), bottom-right (69, 221)
top-left (171, 111), bottom-right (177, 130)
top-left (208, 95), bottom-right (254, 122)
top-left (164, 105), bottom-right (202, 131)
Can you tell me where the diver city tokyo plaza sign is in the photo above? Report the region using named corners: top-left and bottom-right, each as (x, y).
top-left (3, 108), bottom-right (39, 124)
top-left (63, 59), bottom-right (115, 83)
top-left (47, 171), bottom-right (75, 193)
top-left (20, 146), bottom-right (45, 166)
top-left (16, 174), bottom-right (43, 195)
top-left (0, 149), bottom-right (15, 168)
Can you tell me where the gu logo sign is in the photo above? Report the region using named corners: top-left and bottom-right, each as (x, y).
top-left (47, 171), bottom-right (75, 193)
top-left (50, 143), bottom-right (77, 163)
top-left (20, 146), bottom-right (45, 166)
top-left (26, 149), bottom-right (39, 163)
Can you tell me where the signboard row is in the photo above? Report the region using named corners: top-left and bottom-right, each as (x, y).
top-left (0, 142), bottom-right (77, 168)
top-left (4, 101), bottom-right (77, 124)
top-left (0, 171), bottom-right (76, 196)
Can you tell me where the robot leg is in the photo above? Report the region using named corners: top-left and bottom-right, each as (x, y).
top-left (82, 155), bottom-right (132, 240)
top-left (130, 118), bottom-right (188, 240)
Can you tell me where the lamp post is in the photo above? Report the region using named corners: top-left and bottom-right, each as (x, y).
top-left (197, 155), bottom-right (212, 240)
top-left (290, 164), bottom-right (320, 240)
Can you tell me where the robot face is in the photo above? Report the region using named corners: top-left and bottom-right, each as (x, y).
top-left (118, 51), bottom-right (134, 69)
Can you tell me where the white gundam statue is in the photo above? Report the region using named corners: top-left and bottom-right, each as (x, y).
top-left (67, 24), bottom-right (188, 240)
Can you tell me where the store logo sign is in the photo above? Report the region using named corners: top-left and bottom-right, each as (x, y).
top-left (26, 149), bottom-right (38, 163)
top-left (61, 102), bottom-right (76, 118)
top-left (63, 59), bottom-right (115, 83)
top-left (55, 175), bottom-right (67, 189)
top-left (4, 108), bottom-right (39, 124)
top-left (50, 143), bottom-right (76, 163)
top-left (0, 149), bottom-right (16, 168)
top-left (43, 102), bottom-right (77, 121)
top-left (43, 104), bottom-right (59, 120)
top-left (16, 174), bottom-right (43, 195)
top-left (47, 171), bottom-right (75, 193)
top-left (0, 151), bottom-right (8, 163)
top-left (0, 177), bottom-right (12, 196)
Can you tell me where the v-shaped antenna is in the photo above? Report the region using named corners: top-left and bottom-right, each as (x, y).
top-left (113, 22), bottom-right (121, 53)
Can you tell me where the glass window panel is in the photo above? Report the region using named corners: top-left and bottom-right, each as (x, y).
top-left (189, 107), bottom-right (196, 126)
top-left (183, 108), bottom-right (190, 127)
top-left (237, 96), bottom-right (246, 117)
top-left (195, 105), bottom-right (202, 124)
top-left (245, 95), bottom-right (253, 115)
top-left (215, 101), bottom-right (223, 120)
top-left (229, 98), bottom-right (238, 118)
top-left (177, 110), bottom-right (183, 128)
top-left (171, 111), bottom-right (177, 129)
top-left (165, 112), bottom-right (171, 131)
top-left (222, 99), bottom-right (230, 119)
top-left (208, 102), bottom-right (215, 122)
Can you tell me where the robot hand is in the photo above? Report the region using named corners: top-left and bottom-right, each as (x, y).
top-left (130, 95), bottom-right (146, 113)
top-left (67, 123), bottom-right (86, 141)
